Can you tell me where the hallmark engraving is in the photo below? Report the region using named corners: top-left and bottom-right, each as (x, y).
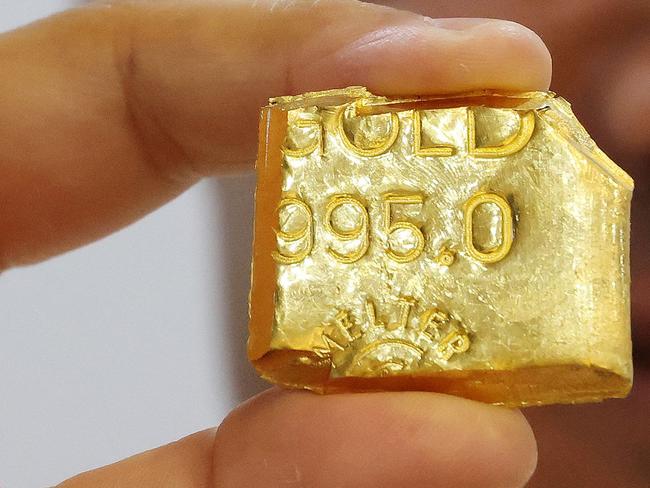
top-left (285, 105), bottom-right (535, 158)
top-left (273, 191), bottom-right (513, 265)
top-left (315, 297), bottom-right (472, 376)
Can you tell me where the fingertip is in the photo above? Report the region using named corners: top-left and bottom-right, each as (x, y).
top-left (466, 403), bottom-right (538, 487)
top-left (487, 18), bottom-right (553, 90)
top-left (214, 389), bottom-right (538, 488)
top-left (298, 15), bottom-right (553, 95)
top-left (429, 18), bottom-right (552, 92)
top-left (393, 393), bottom-right (539, 488)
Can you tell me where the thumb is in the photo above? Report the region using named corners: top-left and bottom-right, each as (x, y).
top-left (56, 389), bottom-right (538, 488)
top-left (0, 0), bottom-right (551, 267)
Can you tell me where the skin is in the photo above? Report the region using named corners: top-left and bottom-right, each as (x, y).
top-left (0, 1), bottom-right (555, 486)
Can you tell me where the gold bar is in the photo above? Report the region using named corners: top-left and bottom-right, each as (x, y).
top-left (247, 87), bottom-right (633, 407)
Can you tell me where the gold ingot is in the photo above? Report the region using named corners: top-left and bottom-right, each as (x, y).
top-left (247, 87), bottom-right (633, 407)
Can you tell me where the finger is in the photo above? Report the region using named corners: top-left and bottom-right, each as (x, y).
top-left (0, 0), bottom-right (551, 268)
top-left (57, 428), bottom-right (216, 488)
top-left (57, 389), bottom-right (537, 488)
top-left (214, 389), bottom-right (537, 488)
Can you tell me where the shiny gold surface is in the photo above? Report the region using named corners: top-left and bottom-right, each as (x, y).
top-left (248, 87), bottom-right (633, 407)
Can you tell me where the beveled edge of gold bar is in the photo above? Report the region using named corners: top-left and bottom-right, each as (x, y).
top-left (268, 86), bottom-right (553, 110)
top-left (253, 350), bottom-right (632, 408)
top-left (538, 97), bottom-right (634, 191)
top-left (269, 86), bottom-right (374, 109)
top-left (247, 106), bottom-right (287, 361)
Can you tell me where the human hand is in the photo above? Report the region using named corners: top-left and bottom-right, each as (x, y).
top-left (0, 1), bottom-right (552, 486)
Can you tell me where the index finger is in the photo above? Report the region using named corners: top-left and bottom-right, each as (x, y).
top-left (0, 0), bottom-right (551, 268)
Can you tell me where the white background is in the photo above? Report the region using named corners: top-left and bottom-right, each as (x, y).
top-left (0, 2), bottom-right (267, 486)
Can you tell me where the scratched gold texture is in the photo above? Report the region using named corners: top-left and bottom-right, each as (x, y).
top-left (247, 87), bottom-right (633, 407)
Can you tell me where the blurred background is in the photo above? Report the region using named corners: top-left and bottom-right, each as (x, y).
top-left (0, 1), bottom-right (647, 487)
